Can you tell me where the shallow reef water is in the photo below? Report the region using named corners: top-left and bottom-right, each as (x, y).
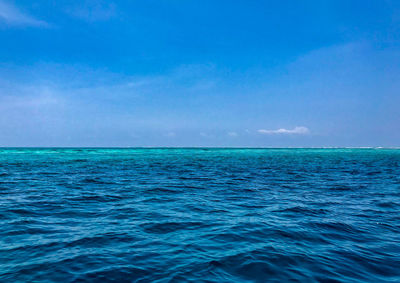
top-left (0, 148), bottom-right (399, 282)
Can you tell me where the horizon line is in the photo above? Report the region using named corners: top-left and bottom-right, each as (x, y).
top-left (0, 146), bottom-right (399, 149)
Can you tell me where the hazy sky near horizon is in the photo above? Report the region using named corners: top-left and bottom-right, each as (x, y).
top-left (1, 0), bottom-right (400, 147)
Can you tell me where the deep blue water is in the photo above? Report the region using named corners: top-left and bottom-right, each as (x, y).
top-left (0, 148), bottom-right (400, 282)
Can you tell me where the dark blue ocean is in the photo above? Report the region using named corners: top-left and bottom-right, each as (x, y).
top-left (1, 148), bottom-right (399, 282)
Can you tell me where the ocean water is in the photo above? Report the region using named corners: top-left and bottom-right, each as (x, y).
top-left (0, 148), bottom-right (399, 282)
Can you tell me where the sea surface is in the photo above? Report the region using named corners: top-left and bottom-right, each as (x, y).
top-left (0, 148), bottom-right (399, 282)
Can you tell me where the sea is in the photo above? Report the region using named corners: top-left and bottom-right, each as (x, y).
top-left (0, 148), bottom-right (399, 282)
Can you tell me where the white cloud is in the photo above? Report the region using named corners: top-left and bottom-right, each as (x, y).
top-left (0, 1), bottom-right (47, 26)
top-left (258, 126), bottom-right (310, 135)
top-left (200, 132), bottom-right (215, 138)
top-left (227, 131), bottom-right (238, 137)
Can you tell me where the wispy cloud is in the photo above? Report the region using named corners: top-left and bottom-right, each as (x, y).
top-left (200, 132), bottom-right (214, 138)
top-left (258, 126), bottom-right (310, 135)
top-left (66, 1), bottom-right (116, 22)
top-left (0, 0), bottom-right (47, 27)
top-left (227, 131), bottom-right (238, 137)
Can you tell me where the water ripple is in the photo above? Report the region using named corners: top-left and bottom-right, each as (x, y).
top-left (0, 148), bottom-right (400, 282)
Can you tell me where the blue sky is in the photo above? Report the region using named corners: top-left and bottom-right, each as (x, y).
top-left (0, 0), bottom-right (399, 147)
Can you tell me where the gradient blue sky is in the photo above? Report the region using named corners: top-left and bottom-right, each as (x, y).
top-left (1, 0), bottom-right (399, 147)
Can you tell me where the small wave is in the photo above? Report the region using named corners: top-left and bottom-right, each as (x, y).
top-left (141, 221), bottom-right (207, 234)
top-left (376, 201), bottom-right (398, 209)
top-left (81, 178), bottom-right (115, 185)
top-left (67, 194), bottom-right (123, 203)
top-left (274, 206), bottom-right (329, 216)
top-left (75, 266), bottom-right (151, 282)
